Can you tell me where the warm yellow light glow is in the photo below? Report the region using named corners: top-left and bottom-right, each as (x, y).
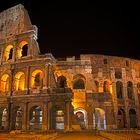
top-left (4, 45), bottom-right (13, 61)
top-left (95, 108), bottom-right (105, 116)
top-left (31, 70), bottom-right (43, 89)
top-left (17, 41), bottom-right (28, 58)
top-left (72, 102), bottom-right (80, 109)
top-left (14, 72), bottom-right (25, 91)
top-left (110, 84), bottom-right (112, 94)
top-left (0, 74), bottom-right (9, 92)
top-left (99, 86), bottom-right (103, 92)
top-left (104, 80), bottom-right (112, 93)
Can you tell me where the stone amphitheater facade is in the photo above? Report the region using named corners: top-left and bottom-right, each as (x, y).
top-left (0, 4), bottom-right (140, 131)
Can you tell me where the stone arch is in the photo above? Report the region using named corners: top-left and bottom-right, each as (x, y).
top-left (74, 108), bottom-right (88, 129)
top-left (127, 81), bottom-right (133, 99)
top-left (117, 108), bottom-right (126, 128)
top-left (4, 45), bottom-right (13, 61)
top-left (103, 80), bottom-right (111, 93)
top-left (116, 81), bottom-right (123, 99)
top-left (17, 41), bottom-right (28, 59)
top-left (73, 74), bottom-right (86, 89)
top-left (31, 70), bottom-right (44, 89)
top-left (0, 107), bottom-right (7, 130)
top-left (29, 105), bottom-right (43, 130)
top-left (129, 109), bottom-right (137, 128)
top-left (14, 72), bottom-right (25, 91)
top-left (93, 108), bottom-right (106, 130)
top-left (57, 75), bottom-right (67, 88)
top-left (0, 74), bottom-right (9, 92)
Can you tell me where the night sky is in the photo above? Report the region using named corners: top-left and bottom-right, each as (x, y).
top-left (0, 1), bottom-right (140, 59)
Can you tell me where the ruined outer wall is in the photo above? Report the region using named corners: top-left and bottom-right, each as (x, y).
top-left (56, 54), bottom-right (140, 128)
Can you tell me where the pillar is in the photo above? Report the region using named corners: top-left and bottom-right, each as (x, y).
top-left (22, 103), bottom-right (28, 130)
top-left (123, 83), bottom-right (129, 128)
top-left (25, 66), bottom-right (30, 94)
top-left (43, 64), bottom-right (48, 91)
top-left (87, 107), bottom-right (93, 130)
top-left (42, 102), bottom-right (47, 130)
top-left (133, 84), bottom-right (140, 127)
top-left (9, 103), bottom-right (14, 130)
top-left (47, 101), bottom-right (52, 130)
top-left (65, 101), bottom-right (72, 131)
top-left (111, 81), bottom-right (118, 129)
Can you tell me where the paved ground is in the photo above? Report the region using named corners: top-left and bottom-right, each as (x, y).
top-left (54, 132), bottom-right (108, 140)
top-left (1, 132), bottom-right (140, 140)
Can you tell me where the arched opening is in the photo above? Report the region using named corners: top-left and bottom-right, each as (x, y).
top-left (22, 44), bottom-right (28, 57)
top-left (73, 79), bottom-right (85, 89)
top-left (74, 109), bottom-right (87, 130)
top-left (93, 108), bottom-right (106, 130)
top-left (0, 108), bottom-right (7, 130)
top-left (116, 81), bottom-right (123, 99)
top-left (103, 80), bottom-right (111, 92)
top-left (0, 74), bottom-right (9, 92)
top-left (14, 106), bottom-right (23, 130)
top-left (56, 110), bottom-right (64, 130)
top-left (31, 70), bottom-right (43, 89)
top-left (127, 81), bottom-right (133, 99)
top-left (4, 45), bottom-right (13, 61)
top-left (115, 68), bottom-right (122, 79)
top-left (73, 74), bottom-right (86, 89)
top-left (29, 106), bottom-right (42, 130)
top-left (129, 109), bottom-right (137, 128)
top-left (57, 75), bottom-right (67, 88)
top-left (117, 109), bottom-right (126, 128)
top-left (14, 72), bottom-right (25, 91)
top-left (17, 41), bottom-right (28, 59)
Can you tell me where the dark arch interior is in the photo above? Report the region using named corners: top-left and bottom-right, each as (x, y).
top-left (22, 44), bottom-right (28, 57)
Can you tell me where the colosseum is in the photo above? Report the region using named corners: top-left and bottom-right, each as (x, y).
top-left (0, 4), bottom-right (140, 131)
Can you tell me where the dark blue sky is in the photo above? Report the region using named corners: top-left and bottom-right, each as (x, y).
top-left (0, 1), bottom-right (140, 59)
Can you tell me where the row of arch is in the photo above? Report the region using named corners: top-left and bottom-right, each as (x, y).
top-left (0, 71), bottom-right (139, 100)
top-left (0, 70), bottom-right (44, 92)
top-left (0, 105), bottom-right (65, 130)
top-left (117, 108), bottom-right (137, 128)
top-left (116, 81), bottom-right (134, 100)
top-left (0, 106), bottom-right (137, 130)
top-left (4, 41), bottom-right (28, 61)
top-left (74, 108), bottom-right (137, 130)
top-left (0, 106), bottom-right (42, 130)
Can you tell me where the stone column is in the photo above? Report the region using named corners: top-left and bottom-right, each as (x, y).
top-left (47, 101), bottom-right (52, 130)
top-left (123, 83), bottom-right (130, 128)
top-left (65, 101), bottom-right (72, 131)
top-left (22, 103), bottom-right (28, 130)
top-left (9, 103), bottom-right (14, 130)
top-left (43, 64), bottom-right (48, 91)
top-left (25, 66), bottom-right (30, 94)
top-left (42, 102), bottom-right (47, 130)
top-left (27, 36), bottom-right (33, 57)
top-left (47, 63), bottom-right (51, 88)
top-left (87, 106), bottom-right (93, 130)
top-left (111, 81), bottom-right (118, 129)
top-left (133, 84), bottom-right (140, 127)
top-left (9, 67), bottom-right (14, 96)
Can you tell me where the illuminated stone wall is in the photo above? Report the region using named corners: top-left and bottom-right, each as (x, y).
top-left (0, 4), bottom-right (140, 131)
